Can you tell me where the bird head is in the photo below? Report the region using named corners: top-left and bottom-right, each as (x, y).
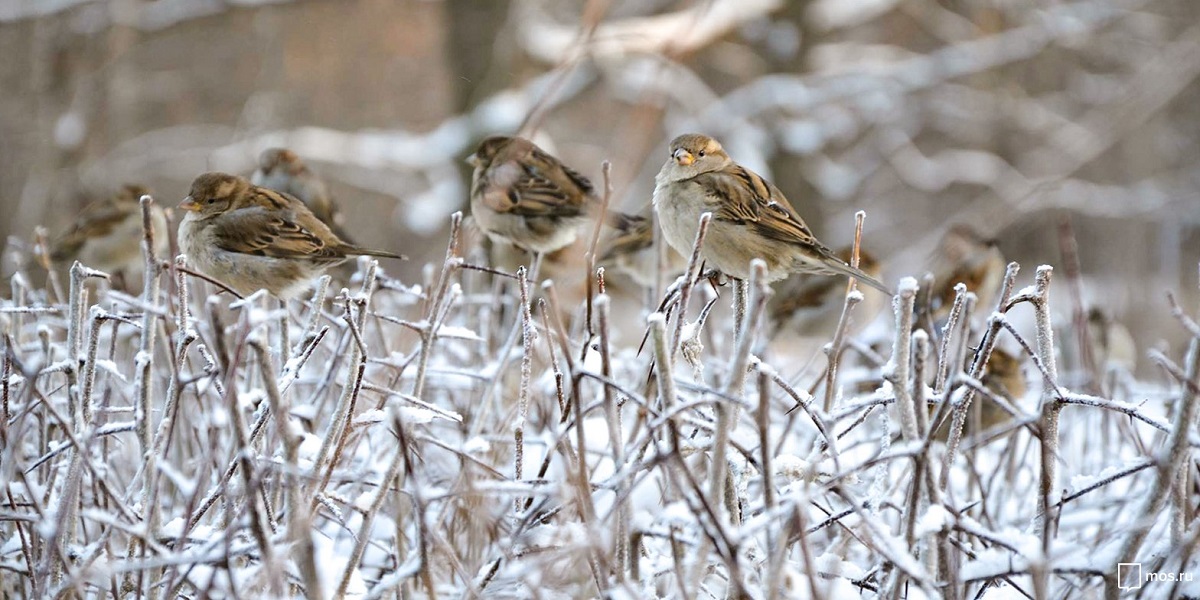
top-left (467, 135), bottom-right (519, 168)
top-left (661, 134), bottom-right (731, 180)
top-left (257, 148), bottom-right (305, 176)
top-left (180, 172), bottom-right (251, 218)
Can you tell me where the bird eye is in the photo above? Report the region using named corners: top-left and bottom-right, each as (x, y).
top-left (206, 198), bottom-right (216, 204)
top-left (698, 150), bottom-right (706, 157)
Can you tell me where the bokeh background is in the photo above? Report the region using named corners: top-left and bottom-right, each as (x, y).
top-left (2, 0), bottom-right (1199, 366)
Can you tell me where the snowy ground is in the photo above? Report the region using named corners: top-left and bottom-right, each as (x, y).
top-left (1, 212), bottom-right (1197, 599)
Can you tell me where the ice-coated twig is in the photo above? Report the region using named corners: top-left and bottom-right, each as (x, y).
top-left (583, 161), bottom-right (613, 339)
top-left (296, 274), bottom-right (331, 355)
top-left (1107, 335), bottom-right (1200, 599)
top-left (412, 212), bottom-right (462, 401)
top-left (249, 338), bottom-right (320, 599)
top-left (79, 306), bottom-right (105, 428)
top-left (890, 278), bottom-right (920, 443)
top-left (64, 262), bottom-right (101, 364)
top-left (671, 212), bottom-right (712, 361)
top-left (134, 195), bottom-right (163, 457)
top-left (1031, 267), bottom-right (1060, 543)
top-left (822, 211), bottom-right (870, 413)
top-left (170, 263), bottom-right (244, 299)
top-left (649, 312), bottom-right (681, 454)
top-left (309, 260), bottom-right (380, 509)
top-left (708, 259), bottom-right (768, 528)
top-left (1167, 291), bottom-right (1200, 340)
top-left (937, 262), bottom-right (1018, 492)
top-left (514, 265), bottom-right (532, 517)
top-left (933, 283), bottom-right (969, 394)
top-left (41, 429), bottom-right (85, 591)
top-left (595, 293), bottom-right (630, 578)
top-left (222, 333), bottom-right (284, 597)
top-left (276, 297), bottom-right (290, 370)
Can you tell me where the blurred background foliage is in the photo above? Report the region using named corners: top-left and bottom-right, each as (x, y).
top-left (2, 0), bottom-right (1198, 366)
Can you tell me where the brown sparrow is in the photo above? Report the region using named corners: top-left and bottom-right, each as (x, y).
top-left (251, 147), bottom-right (355, 243)
top-left (1086, 307), bottom-right (1136, 373)
top-left (928, 224), bottom-right (1006, 315)
top-left (767, 248), bottom-right (883, 337)
top-left (652, 134), bottom-right (889, 292)
top-left (469, 135), bottom-right (636, 256)
top-left (177, 172), bottom-right (405, 299)
top-left (51, 184), bottom-right (169, 274)
top-left (932, 347), bottom-right (1027, 441)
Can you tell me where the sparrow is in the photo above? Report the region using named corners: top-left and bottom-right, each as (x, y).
top-left (51, 184), bottom-right (170, 275)
top-left (651, 134), bottom-right (889, 293)
top-left (767, 247), bottom-right (884, 337)
top-left (1086, 307), bottom-right (1136, 374)
top-left (927, 224), bottom-right (1006, 316)
top-left (468, 135), bottom-right (633, 256)
top-left (932, 347), bottom-right (1027, 441)
top-left (177, 172), bottom-right (405, 299)
top-left (251, 147), bottom-right (355, 243)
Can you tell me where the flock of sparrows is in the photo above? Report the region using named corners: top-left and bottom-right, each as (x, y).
top-left (54, 132), bottom-right (1128, 434)
top-left (43, 132), bottom-right (1146, 439)
top-left (50, 132), bottom-right (892, 302)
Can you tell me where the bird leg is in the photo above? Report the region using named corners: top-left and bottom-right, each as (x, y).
top-left (700, 266), bottom-right (727, 296)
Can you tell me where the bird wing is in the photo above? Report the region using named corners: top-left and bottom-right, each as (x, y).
top-left (696, 165), bottom-right (833, 254)
top-left (51, 199), bottom-right (136, 261)
top-left (599, 213), bottom-right (652, 260)
top-left (210, 206), bottom-right (340, 260)
top-left (477, 153), bottom-right (593, 219)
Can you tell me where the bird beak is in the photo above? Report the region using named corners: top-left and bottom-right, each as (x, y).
top-left (178, 196), bottom-right (201, 212)
top-left (465, 154), bottom-right (480, 167)
top-left (673, 148), bottom-right (694, 166)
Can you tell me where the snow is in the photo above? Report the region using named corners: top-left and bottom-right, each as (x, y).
top-left (813, 552), bottom-right (867, 581)
top-left (774, 454), bottom-right (811, 482)
top-left (397, 406), bottom-right (439, 424)
top-left (914, 504), bottom-right (950, 537)
top-left (435, 324), bottom-right (484, 341)
top-left (2, 199), bottom-right (1184, 599)
top-left (352, 409), bottom-right (387, 427)
top-left (94, 359), bottom-right (127, 381)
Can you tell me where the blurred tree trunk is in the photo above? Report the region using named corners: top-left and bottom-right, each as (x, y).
top-left (445, 0), bottom-right (514, 187)
top-left (446, 0), bottom-right (513, 113)
top-left (766, 0), bottom-right (825, 236)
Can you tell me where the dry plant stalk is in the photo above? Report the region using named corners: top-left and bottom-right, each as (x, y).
top-left (3, 177), bottom-right (1197, 600)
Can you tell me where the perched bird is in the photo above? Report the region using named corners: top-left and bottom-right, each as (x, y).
top-left (927, 224), bottom-right (1006, 316)
top-left (177, 172), bottom-right (405, 299)
top-left (51, 184), bottom-right (169, 276)
top-left (651, 133), bottom-right (889, 292)
top-left (1086, 307), bottom-right (1137, 376)
top-left (767, 248), bottom-right (884, 337)
top-left (468, 135), bottom-right (632, 256)
top-left (251, 148), bottom-right (354, 243)
top-left (931, 347), bottom-right (1027, 441)
top-left (979, 347), bottom-right (1028, 404)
